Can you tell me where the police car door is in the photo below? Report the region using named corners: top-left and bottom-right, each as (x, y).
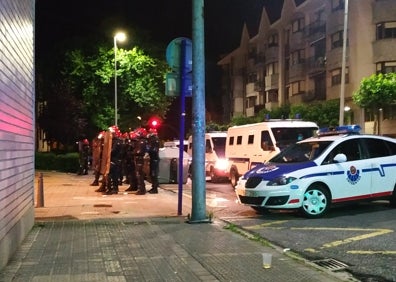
top-left (363, 137), bottom-right (396, 196)
top-left (322, 138), bottom-right (371, 201)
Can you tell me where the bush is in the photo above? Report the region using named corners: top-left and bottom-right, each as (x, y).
top-left (35, 152), bottom-right (80, 173)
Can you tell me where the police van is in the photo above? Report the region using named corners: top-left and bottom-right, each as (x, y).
top-left (226, 120), bottom-right (318, 186)
top-left (187, 132), bottom-right (228, 182)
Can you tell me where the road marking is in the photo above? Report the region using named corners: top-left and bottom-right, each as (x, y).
top-left (347, 250), bottom-right (396, 255)
top-left (291, 227), bottom-right (393, 248)
top-left (244, 220), bottom-right (288, 230)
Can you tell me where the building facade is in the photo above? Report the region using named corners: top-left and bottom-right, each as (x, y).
top-left (218, 0), bottom-right (396, 136)
top-left (0, 0), bottom-right (35, 269)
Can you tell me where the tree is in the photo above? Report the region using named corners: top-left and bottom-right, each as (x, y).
top-left (64, 46), bottom-right (171, 132)
top-left (353, 73), bottom-right (396, 133)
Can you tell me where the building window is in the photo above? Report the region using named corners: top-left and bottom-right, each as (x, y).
top-left (331, 0), bottom-right (344, 11)
top-left (331, 31), bottom-right (344, 49)
top-left (376, 61), bottom-right (396, 74)
top-left (376, 22), bottom-right (396, 40)
top-left (331, 68), bottom-right (349, 85)
top-left (248, 72), bottom-right (257, 83)
top-left (266, 62), bottom-right (278, 75)
top-left (292, 18), bottom-right (305, 33)
top-left (288, 80), bottom-right (306, 96)
top-left (245, 96), bottom-right (256, 108)
top-left (237, 136), bottom-right (242, 145)
top-left (268, 33), bottom-right (278, 47)
top-left (290, 49), bottom-right (305, 65)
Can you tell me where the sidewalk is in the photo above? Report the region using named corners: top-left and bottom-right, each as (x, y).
top-left (0, 171), bottom-right (356, 281)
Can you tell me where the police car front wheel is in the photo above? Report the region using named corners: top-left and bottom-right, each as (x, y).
top-left (300, 185), bottom-right (330, 218)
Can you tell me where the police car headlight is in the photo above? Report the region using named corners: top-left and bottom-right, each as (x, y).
top-left (214, 159), bottom-right (228, 170)
top-left (267, 176), bottom-right (297, 186)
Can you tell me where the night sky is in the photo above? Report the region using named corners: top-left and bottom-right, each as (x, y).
top-left (35, 0), bottom-right (283, 137)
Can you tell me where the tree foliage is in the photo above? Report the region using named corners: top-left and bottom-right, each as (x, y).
top-left (353, 73), bottom-right (396, 110)
top-left (64, 46), bottom-right (171, 132)
top-left (218, 100), bottom-right (339, 130)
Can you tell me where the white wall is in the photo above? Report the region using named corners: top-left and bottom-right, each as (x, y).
top-left (0, 0), bottom-right (35, 269)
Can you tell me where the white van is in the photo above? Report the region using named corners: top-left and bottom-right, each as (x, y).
top-left (187, 132), bottom-right (228, 182)
top-left (226, 120), bottom-right (318, 186)
top-left (163, 140), bottom-right (188, 152)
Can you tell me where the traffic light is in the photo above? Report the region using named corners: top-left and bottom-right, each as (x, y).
top-left (148, 116), bottom-right (161, 129)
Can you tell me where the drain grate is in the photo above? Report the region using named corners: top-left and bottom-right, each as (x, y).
top-left (312, 258), bottom-right (349, 271)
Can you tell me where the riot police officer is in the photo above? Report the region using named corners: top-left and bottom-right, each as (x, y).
top-left (124, 131), bottom-right (138, 192)
top-left (104, 125), bottom-right (123, 195)
top-left (77, 138), bottom-right (90, 175)
top-left (134, 127), bottom-right (148, 195)
top-left (147, 129), bottom-right (160, 194)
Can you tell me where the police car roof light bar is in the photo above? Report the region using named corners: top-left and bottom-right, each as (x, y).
top-left (317, 124), bottom-right (361, 136)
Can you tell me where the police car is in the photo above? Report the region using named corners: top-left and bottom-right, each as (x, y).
top-left (235, 125), bottom-right (396, 218)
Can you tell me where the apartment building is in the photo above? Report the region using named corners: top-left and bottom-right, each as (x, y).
top-left (217, 0), bottom-right (396, 136)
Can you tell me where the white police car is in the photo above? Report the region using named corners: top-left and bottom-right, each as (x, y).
top-left (235, 125), bottom-right (396, 218)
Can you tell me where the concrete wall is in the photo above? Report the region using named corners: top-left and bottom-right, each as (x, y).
top-left (0, 0), bottom-right (35, 269)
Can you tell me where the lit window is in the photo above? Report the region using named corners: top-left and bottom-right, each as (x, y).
top-left (268, 33), bottom-right (278, 47)
top-left (331, 31), bottom-right (344, 49)
top-left (292, 18), bottom-right (305, 33)
top-left (376, 22), bottom-right (396, 40)
top-left (288, 81), bottom-right (306, 96)
top-left (331, 68), bottom-right (349, 85)
top-left (376, 61), bottom-right (396, 74)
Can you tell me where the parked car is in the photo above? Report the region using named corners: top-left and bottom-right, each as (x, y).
top-left (235, 125), bottom-right (396, 218)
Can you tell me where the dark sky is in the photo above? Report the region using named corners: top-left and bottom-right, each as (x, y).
top-left (35, 0), bottom-right (283, 137)
top-left (36, 0), bottom-right (282, 61)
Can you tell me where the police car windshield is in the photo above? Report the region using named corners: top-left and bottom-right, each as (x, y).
top-left (269, 141), bottom-right (332, 163)
top-left (271, 127), bottom-right (318, 150)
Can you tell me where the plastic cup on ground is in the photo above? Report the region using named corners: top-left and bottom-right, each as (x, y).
top-left (262, 253), bottom-right (272, 269)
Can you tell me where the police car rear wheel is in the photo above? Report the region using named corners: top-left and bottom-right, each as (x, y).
top-left (301, 185), bottom-right (330, 218)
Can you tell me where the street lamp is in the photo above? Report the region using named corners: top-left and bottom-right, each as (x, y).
top-left (114, 32), bottom-right (126, 126)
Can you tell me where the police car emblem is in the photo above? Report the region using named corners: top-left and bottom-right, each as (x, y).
top-left (347, 165), bottom-right (361, 184)
top-left (256, 165), bottom-right (279, 174)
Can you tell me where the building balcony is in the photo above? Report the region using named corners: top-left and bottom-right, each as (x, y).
top-left (265, 46), bottom-right (279, 63)
top-left (289, 31), bottom-right (305, 51)
top-left (265, 74), bottom-right (279, 91)
top-left (326, 9), bottom-right (344, 35)
top-left (373, 0), bottom-right (396, 23)
top-left (373, 38), bottom-right (396, 62)
top-left (325, 47), bottom-right (345, 70)
top-left (305, 20), bottom-right (326, 44)
top-left (306, 56), bottom-right (326, 75)
top-left (246, 106), bottom-right (255, 117)
top-left (288, 61), bottom-right (306, 81)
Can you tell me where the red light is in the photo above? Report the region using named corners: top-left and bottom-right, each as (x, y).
top-left (148, 116), bottom-right (161, 129)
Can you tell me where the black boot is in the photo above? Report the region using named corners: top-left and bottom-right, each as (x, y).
top-left (148, 188), bottom-right (158, 194)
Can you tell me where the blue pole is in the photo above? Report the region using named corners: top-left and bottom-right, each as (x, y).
top-left (177, 39), bottom-right (187, 215)
top-left (190, 0), bottom-right (207, 222)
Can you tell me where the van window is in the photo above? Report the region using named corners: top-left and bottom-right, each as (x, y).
top-left (261, 131), bottom-right (273, 151)
top-left (206, 140), bottom-right (212, 153)
top-left (237, 136), bottom-right (242, 145)
top-left (248, 135), bottom-right (254, 144)
top-left (229, 136), bottom-right (234, 145)
top-left (212, 137), bottom-right (227, 158)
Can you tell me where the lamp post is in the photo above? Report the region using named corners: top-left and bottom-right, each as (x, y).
top-left (114, 32), bottom-right (126, 126)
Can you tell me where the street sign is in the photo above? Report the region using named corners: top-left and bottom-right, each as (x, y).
top-left (165, 72), bottom-right (192, 97)
top-left (166, 37), bottom-right (192, 72)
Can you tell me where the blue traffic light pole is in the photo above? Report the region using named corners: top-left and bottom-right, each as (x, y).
top-left (177, 39), bottom-right (187, 215)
